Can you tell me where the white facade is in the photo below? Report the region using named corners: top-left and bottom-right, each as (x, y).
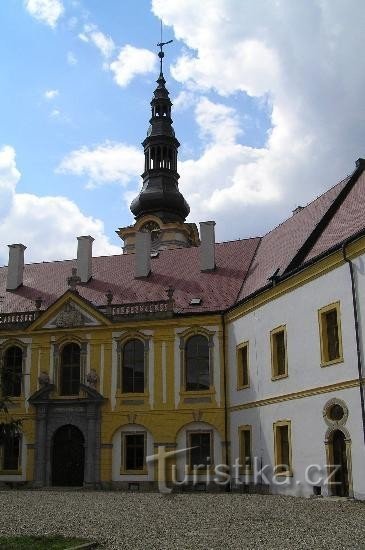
top-left (227, 253), bottom-right (365, 498)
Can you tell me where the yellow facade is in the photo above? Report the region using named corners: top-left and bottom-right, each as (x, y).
top-left (0, 291), bottom-right (226, 487)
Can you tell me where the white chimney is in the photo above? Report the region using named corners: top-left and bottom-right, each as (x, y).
top-left (6, 244), bottom-right (26, 290)
top-left (135, 231), bottom-right (151, 278)
top-left (200, 221), bottom-right (216, 272)
top-left (77, 236), bottom-right (94, 283)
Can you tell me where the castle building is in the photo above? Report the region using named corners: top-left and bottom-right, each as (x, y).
top-left (0, 46), bottom-right (365, 499)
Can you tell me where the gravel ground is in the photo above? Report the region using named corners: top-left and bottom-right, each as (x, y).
top-left (0, 491), bottom-right (364, 550)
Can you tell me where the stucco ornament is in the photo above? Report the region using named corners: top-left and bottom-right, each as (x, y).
top-left (323, 397), bottom-right (349, 428)
top-left (55, 302), bottom-right (85, 328)
top-left (38, 371), bottom-right (51, 387)
top-left (86, 369), bottom-right (98, 389)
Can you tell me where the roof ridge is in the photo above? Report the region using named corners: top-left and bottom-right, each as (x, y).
top-left (284, 164), bottom-right (364, 273)
top-left (261, 174), bottom-right (351, 239)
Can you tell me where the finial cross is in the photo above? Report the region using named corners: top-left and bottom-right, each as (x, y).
top-left (157, 20), bottom-right (173, 74)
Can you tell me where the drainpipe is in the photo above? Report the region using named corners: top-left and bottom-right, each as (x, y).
top-left (221, 314), bottom-right (230, 491)
top-left (342, 241), bottom-right (365, 447)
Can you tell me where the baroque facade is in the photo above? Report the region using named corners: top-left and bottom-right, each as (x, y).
top-left (0, 50), bottom-right (365, 498)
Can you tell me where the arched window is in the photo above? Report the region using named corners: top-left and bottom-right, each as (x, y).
top-left (185, 335), bottom-right (210, 391)
top-left (2, 346), bottom-right (23, 397)
top-left (60, 343), bottom-right (80, 396)
top-left (122, 339), bottom-right (145, 393)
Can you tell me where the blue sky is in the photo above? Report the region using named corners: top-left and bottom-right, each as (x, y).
top-left (0, 1), bottom-right (364, 264)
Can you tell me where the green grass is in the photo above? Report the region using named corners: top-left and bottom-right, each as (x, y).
top-left (0, 535), bottom-right (93, 549)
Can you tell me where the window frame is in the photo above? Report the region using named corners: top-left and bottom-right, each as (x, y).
top-left (0, 433), bottom-right (21, 474)
top-left (183, 334), bottom-right (212, 393)
top-left (270, 325), bottom-right (288, 380)
top-left (238, 425), bottom-right (253, 474)
top-left (236, 341), bottom-right (250, 390)
top-left (187, 430), bottom-right (214, 472)
top-left (59, 342), bottom-right (81, 396)
top-left (273, 420), bottom-right (292, 477)
top-left (121, 338), bottom-right (146, 395)
top-left (318, 301), bottom-right (343, 367)
top-left (120, 431), bottom-right (147, 475)
top-left (1, 345), bottom-right (23, 398)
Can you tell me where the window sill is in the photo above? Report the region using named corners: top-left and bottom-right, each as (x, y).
top-left (116, 391), bottom-right (149, 398)
top-left (271, 373), bottom-right (288, 381)
top-left (120, 469), bottom-right (148, 475)
top-left (321, 357), bottom-right (344, 368)
top-left (237, 384), bottom-right (250, 391)
top-left (0, 470), bottom-right (22, 475)
top-left (180, 388), bottom-right (215, 397)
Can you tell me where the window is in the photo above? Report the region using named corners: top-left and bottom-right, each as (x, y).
top-left (319, 302), bottom-right (343, 365)
top-left (188, 432), bottom-right (212, 469)
top-left (274, 420), bottom-right (292, 475)
top-left (2, 346), bottom-right (23, 397)
top-left (239, 426), bottom-right (252, 473)
top-left (60, 343), bottom-right (80, 396)
top-left (0, 434), bottom-right (20, 472)
top-left (122, 433), bottom-right (146, 472)
top-left (185, 335), bottom-right (210, 391)
top-left (237, 342), bottom-right (249, 389)
top-left (271, 326), bottom-right (287, 379)
top-left (122, 339), bottom-right (145, 393)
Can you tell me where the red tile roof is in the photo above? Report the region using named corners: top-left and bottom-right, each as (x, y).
top-left (238, 176), bottom-right (349, 300)
top-left (0, 238), bottom-right (260, 315)
top-left (304, 171), bottom-right (365, 262)
top-left (1, 162), bottom-right (365, 318)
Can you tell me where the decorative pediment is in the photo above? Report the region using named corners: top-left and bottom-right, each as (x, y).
top-left (42, 300), bottom-right (101, 329)
top-left (29, 383), bottom-right (106, 405)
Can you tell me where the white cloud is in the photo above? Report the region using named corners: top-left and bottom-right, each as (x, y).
top-left (0, 146), bottom-right (120, 265)
top-left (67, 51), bottom-right (77, 66)
top-left (150, 0), bottom-right (365, 240)
top-left (195, 97), bottom-right (242, 144)
top-left (44, 89), bottom-right (59, 100)
top-left (24, 0), bottom-right (64, 28)
top-left (57, 141), bottom-right (143, 188)
top-left (79, 24), bottom-right (115, 59)
top-left (0, 146), bottom-right (21, 219)
top-left (109, 45), bottom-right (157, 87)
top-left (173, 90), bottom-right (196, 112)
top-left (50, 109), bottom-right (61, 118)
top-left (78, 32), bottom-right (89, 43)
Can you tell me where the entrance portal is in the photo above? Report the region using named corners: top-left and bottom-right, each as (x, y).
top-left (331, 429), bottom-right (349, 497)
top-left (52, 425), bottom-right (85, 487)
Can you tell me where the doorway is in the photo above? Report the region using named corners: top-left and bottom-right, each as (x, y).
top-left (330, 429), bottom-right (349, 497)
top-left (52, 425), bottom-right (85, 486)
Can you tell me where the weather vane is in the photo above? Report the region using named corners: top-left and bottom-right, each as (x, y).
top-left (157, 19), bottom-right (173, 75)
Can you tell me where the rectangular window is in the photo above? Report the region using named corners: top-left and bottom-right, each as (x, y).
top-left (188, 432), bottom-right (212, 469)
top-left (274, 421), bottom-right (292, 476)
top-left (318, 302), bottom-right (343, 365)
top-left (122, 433), bottom-right (146, 472)
top-left (271, 326), bottom-right (288, 379)
top-left (237, 342), bottom-right (249, 389)
top-left (0, 435), bottom-right (20, 472)
top-left (239, 426), bottom-right (252, 473)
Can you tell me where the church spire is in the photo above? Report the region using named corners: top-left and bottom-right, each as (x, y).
top-left (130, 36), bottom-right (190, 223)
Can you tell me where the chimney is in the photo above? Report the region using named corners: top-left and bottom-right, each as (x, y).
top-left (77, 236), bottom-right (94, 283)
top-left (6, 244), bottom-right (26, 290)
top-left (135, 231), bottom-right (151, 278)
top-left (292, 206), bottom-right (304, 216)
top-left (200, 221), bottom-right (216, 272)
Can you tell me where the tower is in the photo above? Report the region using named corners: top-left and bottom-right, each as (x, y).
top-left (117, 40), bottom-right (199, 253)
